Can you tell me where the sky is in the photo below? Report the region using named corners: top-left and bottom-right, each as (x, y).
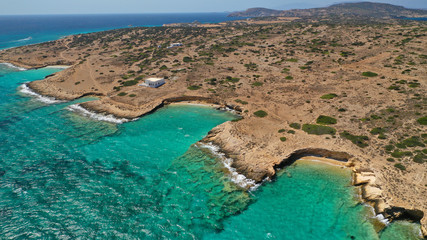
top-left (1, 0), bottom-right (426, 15)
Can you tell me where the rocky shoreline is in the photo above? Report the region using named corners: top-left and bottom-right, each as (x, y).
top-left (17, 65), bottom-right (427, 238)
top-left (202, 135), bottom-right (426, 236)
top-left (2, 19), bottom-right (426, 237)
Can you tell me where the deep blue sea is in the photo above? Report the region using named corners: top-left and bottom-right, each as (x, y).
top-left (0, 13), bottom-right (245, 50)
top-left (398, 17), bottom-right (427, 21)
top-left (0, 14), bottom-right (423, 239)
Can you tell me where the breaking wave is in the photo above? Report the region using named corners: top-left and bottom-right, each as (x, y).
top-left (198, 142), bottom-right (261, 191)
top-left (0, 62), bottom-right (27, 71)
top-left (18, 83), bottom-right (63, 104)
top-left (67, 104), bottom-right (134, 124)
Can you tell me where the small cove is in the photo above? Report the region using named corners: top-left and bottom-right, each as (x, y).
top-left (0, 65), bottom-right (423, 239)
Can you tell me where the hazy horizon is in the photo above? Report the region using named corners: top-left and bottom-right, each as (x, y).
top-left (1, 0), bottom-right (426, 15)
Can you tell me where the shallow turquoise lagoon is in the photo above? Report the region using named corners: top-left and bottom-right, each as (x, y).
top-left (0, 65), bottom-right (422, 239)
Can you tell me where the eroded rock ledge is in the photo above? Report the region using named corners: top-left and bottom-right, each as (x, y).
top-left (202, 122), bottom-right (427, 237)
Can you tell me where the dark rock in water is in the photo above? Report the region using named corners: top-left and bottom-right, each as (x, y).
top-left (0, 75), bottom-right (4, 77)
top-left (44, 73), bottom-right (56, 78)
top-left (0, 169), bottom-right (5, 177)
top-left (384, 207), bottom-right (424, 222)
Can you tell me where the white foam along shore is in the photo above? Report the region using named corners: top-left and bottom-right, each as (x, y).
top-left (0, 62), bottom-right (27, 71)
top-left (67, 104), bottom-right (134, 124)
top-left (198, 142), bottom-right (261, 191)
top-left (18, 83), bottom-right (64, 104)
top-left (44, 65), bottom-right (71, 69)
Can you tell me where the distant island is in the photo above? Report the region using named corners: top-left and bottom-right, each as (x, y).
top-left (1, 1), bottom-right (426, 237)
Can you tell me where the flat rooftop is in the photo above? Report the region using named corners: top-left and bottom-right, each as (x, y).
top-left (145, 77), bottom-right (164, 82)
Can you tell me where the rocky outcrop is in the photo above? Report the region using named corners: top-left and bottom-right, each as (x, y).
top-left (274, 148), bottom-right (352, 169)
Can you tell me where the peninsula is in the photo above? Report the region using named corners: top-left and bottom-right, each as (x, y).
top-left (1, 2), bottom-right (426, 236)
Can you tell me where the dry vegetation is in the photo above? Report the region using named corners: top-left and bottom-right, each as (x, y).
top-left (1, 17), bottom-right (426, 234)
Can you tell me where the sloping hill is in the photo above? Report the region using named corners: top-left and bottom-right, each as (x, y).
top-left (228, 2), bottom-right (427, 19)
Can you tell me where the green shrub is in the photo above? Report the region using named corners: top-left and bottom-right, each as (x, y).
top-left (320, 93), bottom-right (338, 99)
top-left (395, 143), bottom-right (407, 149)
top-left (285, 76), bottom-right (293, 80)
top-left (183, 56), bottom-right (193, 62)
top-left (187, 85), bottom-right (201, 90)
top-left (417, 116), bottom-right (427, 125)
top-left (386, 158), bottom-right (395, 162)
top-left (129, 94), bottom-right (136, 97)
top-left (289, 123), bottom-right (301, 129)
top-left (401, 136), bottom-right (426, 148)
top-left (316, 115), bottom-right (337, 125)
top-left (286, 58), bottom-right (298, 62)
top-left (394, 163), bottom-right (406, 171)
top-left (288, 130), bottom-right (295, 134)
top-left (362, 71), bottom-right (378, 77)
top-left (340, 131), bottom-right (369, 148)
top-left (235, 99), bottom-right (248, 105)
top-left (302, 124), bottom-right (336, 135)
top-left (122, 80), bottom-right (139, 86)
top-left (278, 129), bottom-right (286, 133)
top-left (391, 150), bottom-right (412, 158)
top-left (118, 92), bottom-right (127, 96)
top-left (385, 145), bottom-right (394, 151)
top-left (280, 137), bottom-right (287, 142)
top-left (254, 110), bottom-right (268, 118)
top-left (226, 76), bottom-right (240, 83)
top-left (413, 154), bottom-right (426, 163)
top-left (370, 127), bottom-right (385, 135)
top-left (135, 75), bottom-right (145, 81)
top-left (252, 82), bottom-right (263, 87)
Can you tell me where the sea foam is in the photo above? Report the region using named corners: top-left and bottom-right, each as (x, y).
top-left (365, 203), bottom-right (390, 225)
top-left (198, 142), bottom-right (261, 191)
top-left (0, 62), bottom-right (27, 71)
top-left (13, 36), bottom-right (32, 43)
top-left (67, 104), bottom-right (133, 124)
top-left (18, 83), bottom-right (63, 104)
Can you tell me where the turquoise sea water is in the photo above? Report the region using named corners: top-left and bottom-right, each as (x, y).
top-left (0, 64), bottom-right (422, 239)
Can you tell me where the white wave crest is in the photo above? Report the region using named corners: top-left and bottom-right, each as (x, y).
top-left (375, 214), bottom-right (390, 225)
top-left (364, 203), bottom-right (390, 226)
top-left (198, 142), bottom-right (261, 191)
top-left (14, 36), bottom-right (32, 42)
top-left (18, 83), bottom-right (63, 104)
top-left (0, 62), bottom-right (27, 71)
top-left (67, 104), bottom-right (133, 124)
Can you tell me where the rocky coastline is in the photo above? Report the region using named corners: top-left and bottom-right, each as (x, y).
top-left (2, 17), bottom-right (426, 237)
top-left (11, 64), bottom-right (427, 237)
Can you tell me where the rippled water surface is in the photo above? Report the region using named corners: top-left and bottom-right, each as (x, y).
top-left (0, 65), bottom-right (422, 239)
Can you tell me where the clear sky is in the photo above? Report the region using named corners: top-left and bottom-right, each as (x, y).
top-left (1, 0), bottom-right (426, 15)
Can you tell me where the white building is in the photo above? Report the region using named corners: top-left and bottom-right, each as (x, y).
top-left (167, 43), bottom-right (183, 49)
top-left (145, 78), bottom-right (165, 88)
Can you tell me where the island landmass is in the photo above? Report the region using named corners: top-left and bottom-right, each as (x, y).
top-left (1, 2), bottom-right (426, 236)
